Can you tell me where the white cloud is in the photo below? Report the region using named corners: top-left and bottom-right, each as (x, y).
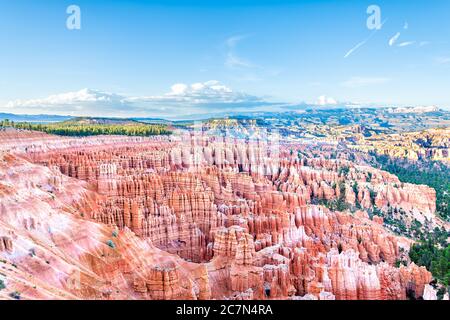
top-left (5, 88), bottom-right (124, 108)
top-left (135, 80), bottom-right (248, 103)
top-left (169, 83), bottom-right (188, 95)
top-left (397, 41), bottom-right (415, 47)
top-left (5, 89), bottom-right (127, 115)
top-left (2, 81), bottom-right (280, 119)
top-left (388, 23), bottom-right (425, 49)
top-left (389, 32), bottom-right (401, 46)
top-left (317, 96), bottom-right (337, 106)
top-left (341, 77), bottom-right (390, 88)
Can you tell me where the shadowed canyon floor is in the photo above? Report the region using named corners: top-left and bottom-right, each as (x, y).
top-left (0, 129), bottom-right (448, 300)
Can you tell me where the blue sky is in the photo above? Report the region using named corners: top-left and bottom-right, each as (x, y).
top-left (1, 0), bottom-right (449, 118)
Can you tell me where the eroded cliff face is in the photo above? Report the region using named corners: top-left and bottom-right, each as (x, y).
top-left (353, 128), bottom-right (450, 163)
top-left (0, 130), bottom-right (442, 300)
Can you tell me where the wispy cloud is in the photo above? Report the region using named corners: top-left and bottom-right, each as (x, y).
top-left (388, 22), bottom-right (426, 49)
top-left (224, 34), bottom-right (256, 69)
top-left (225, 52), bottom-right (254, 68)
top-left (225, 34), bottom-right (249, 48)
top-left (344, 39), bottom-right (370, 59)
top-left (223, 34), bottom-right (281, 82)
top-left (344, 19), bottom-right (387, 58)
top-left (389, 32), bottom-right (401, 46)
top-left (397, 41), bottom-right (416, 47)
top-left (341, 77), bottom-right (390, 88)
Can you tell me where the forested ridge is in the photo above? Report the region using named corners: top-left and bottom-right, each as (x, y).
top-left (372, 154), bottom-right (449, 297)
top-left (0, 118), bottom-right (171, 137)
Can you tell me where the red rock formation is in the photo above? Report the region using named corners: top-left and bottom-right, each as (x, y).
top-left (0, 130), bottom-right (443, 300)
top-left (0, 236), bottom-right (13, 252)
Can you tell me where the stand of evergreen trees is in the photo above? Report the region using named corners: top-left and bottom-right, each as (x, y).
top-left (0, 119), bottom-right (171, 137)
top-left (371, 153), bottom-right (449, 297)
top-left (409, 240), bottom-right (450, 287)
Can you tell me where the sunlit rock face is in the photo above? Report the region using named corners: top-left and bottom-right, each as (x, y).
top-left (353, 128), bottom-right (450, 163)
top-left (0, 130), bottom-right (442, 300)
